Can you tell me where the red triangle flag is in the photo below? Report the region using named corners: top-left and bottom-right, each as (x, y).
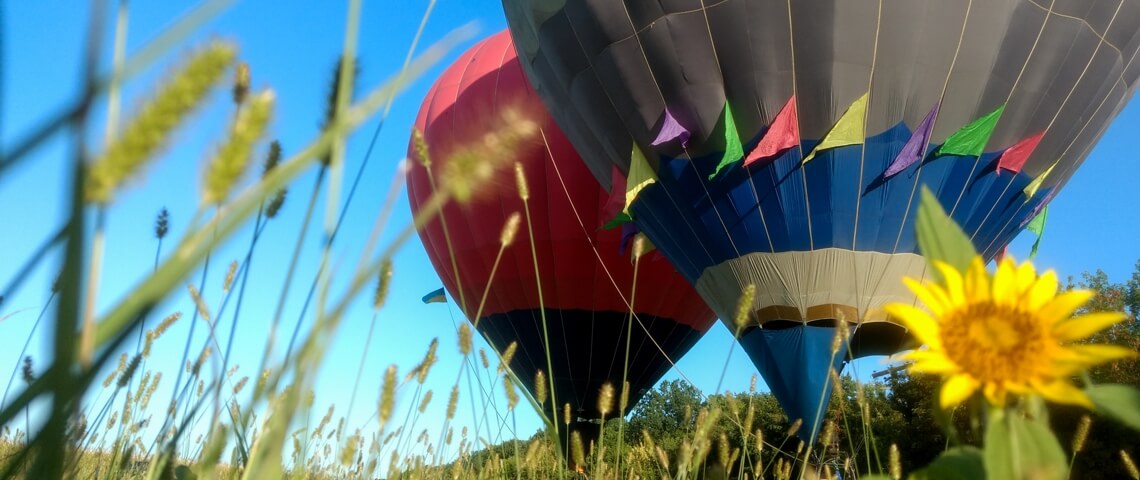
top-left (744, 95), bottom-right (799, 168)
top-left (997, 131), bottom-right (1044, 175)
top-left (601, 164), bottom-right (627, 221)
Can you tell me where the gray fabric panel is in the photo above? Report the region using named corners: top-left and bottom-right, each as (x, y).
top-left (502, 0), bottom-right (1140, 321)
top-left (504, 0), bottom-right (1140, 182)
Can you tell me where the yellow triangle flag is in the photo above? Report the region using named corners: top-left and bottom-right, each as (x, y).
top-left (1022, 161), bottom-right (1057, 200)
top-left (624, 141), bottom-right (657, 214)
top-left (803, 91), bottom-right (870, 164)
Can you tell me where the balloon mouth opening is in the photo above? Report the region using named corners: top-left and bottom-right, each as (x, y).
top-left (740, 316), bottom-right (911, 359)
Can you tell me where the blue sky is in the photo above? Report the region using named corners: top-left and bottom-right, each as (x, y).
top-left (2, 0), bottom-right (1139, 463)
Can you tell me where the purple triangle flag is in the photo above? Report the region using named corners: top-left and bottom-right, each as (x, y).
top-left (619, 222), bottom-right (640, 256)
top-left (651, 108), bottom-right (690, 147)
top-left (884, 102), bottom-right (940, 178)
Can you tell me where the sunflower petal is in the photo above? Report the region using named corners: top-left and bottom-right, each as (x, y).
top-left (965, 258), bottom-right (990, 302)
top-left (1067, 344), bottom-right (1139, 364)
top-left (933, 261), bottom-right (966, 305)
top-left (1028, 270), bottom-right (1060, 310)
top-left (940, 374), bottom-right (979, 409)
top-left (904, 278), bottom-right (946, 316)
top-left (1053, 312), bottom-right (1128, 341)
top-left (1015, 260), bottom-right (1036, 294)
top-left (911, 356), bottom-right (959, 374)
top-left (1032, 379), bottom-right (1093, 408)
top-left (992, 258), bottom-right (1016, 305)
top-left (1040, 290), bottom-right (1095, 324)
top-left (884, 304), bottom-right (941, 349)
top-left (983, 383), bottom-right (1007, 407)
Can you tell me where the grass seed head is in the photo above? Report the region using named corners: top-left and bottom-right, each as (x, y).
top-left (786, 418), bottom-right (802, 438)
top-left (534, 370), bottom-right (547, 407)
top-left (597, 383), bottom-right (615, 417)
top-left (1073, 415), bottom-right (1091, 453)
top-left (118, 354), bottom-right (141, 388)
top-left (203, 89), bottom-right (275, 204)
top-left (514, 162), bottom-right (529, 200)
top-left (21, 356), bottom-right (33, 384)
top-left (418, 390), bottom-right (434, 414)
top-left (458, 323), bottom-right (473, 355)
top-left (498, 341), bottom-right (518, 374)
top-left (379, 365), bottom-right (397, 427)
top-left (373, 259), bottom-right (394, 310)
top-left (223, 260), bottom-right (238, 292)
top-left (446, 386), bottom-right (459, 420)
top-left (1123, 450), bottom-right (1140, 480)
top-left (155, 208), bottom-right (170, 239)
top-left (233, 61), bottom-right (250, 105)
top-left (87, 42), bottom-right (237, 203)
top-left (734, 284), bottom-right (757, 331)
top-left (889, 443), bottom-right (902, 480)
top-left (504, 376), bottom-right (519, 411)
top-left (500, 212), bottom-right (521, 247)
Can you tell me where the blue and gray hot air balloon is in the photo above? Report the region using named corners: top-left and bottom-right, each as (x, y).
top-left (501, 0), bottom-right (1140, 439)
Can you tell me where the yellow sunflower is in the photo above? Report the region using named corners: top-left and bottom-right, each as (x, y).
top-left (885, 256), bottom-right (1136, 410)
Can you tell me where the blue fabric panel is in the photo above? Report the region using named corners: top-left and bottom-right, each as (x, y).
top-left (738, 325), bottom-right (850, 442)
top-left (631, 128), bottom-right (1040, 286)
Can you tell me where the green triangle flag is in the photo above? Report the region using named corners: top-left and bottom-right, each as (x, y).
top-left (1022, 161), bottom-right (1056, 201)
top-left (1026, 206), bottom-right (1047, 259)
top-left (624, 140), bottom-right (657, 215)
top-left (803, 91), bottom-right (870, 164)
top-left (709, 103), bottom-right (745, 180)
top-left (936, 104), bottom-right (1006, 157)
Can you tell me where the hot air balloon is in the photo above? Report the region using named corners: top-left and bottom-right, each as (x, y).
top-left (502, 0), bottom-right (1140, 439)
top-left (406, 30), bottom-right (716, 460)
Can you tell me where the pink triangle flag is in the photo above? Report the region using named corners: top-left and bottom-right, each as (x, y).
top-left (744, 96), bottom-right (799, 168)
top-left (601, 164), bottom-right (627, 222)
top-left (651, 108), bottom-right (690, 147)
top-left (997, 131), bottom-right (1045, 175)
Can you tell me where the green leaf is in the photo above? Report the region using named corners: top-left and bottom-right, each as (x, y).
top-left (984, 410), bottom-right (1067, 480)
top-left (909, 446), bottom-right (985, 480)
top-left (860, 476), bottom-right (892, 480)
top-left (916, 187), bottom-right (977, 277)
top-left (1088, 384), bottom-right (1140, 432)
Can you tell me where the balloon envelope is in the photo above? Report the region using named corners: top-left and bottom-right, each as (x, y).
top-left (502, 0), bottom-right (1140, 438)
top-left (406, 30), bottom-right (716, 454)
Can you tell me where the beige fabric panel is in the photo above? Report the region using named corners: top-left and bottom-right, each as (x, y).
top-left (695, 249), bottom-right (927, 325)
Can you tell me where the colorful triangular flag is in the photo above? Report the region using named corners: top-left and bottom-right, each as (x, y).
top-left (803, 91), bottom-right (870, 164)
top-left (745, 95), bottom-right (799, 169)
top-left (997, 131), bottom-right (1045, 175)
top-left (651, 108), bottom-right (691, 147)
top-left (625, 140), bottom-right (657, 214)
top-left (422, 287), bottom-right (446, 304)
top-left (995, 244), bottom-right (1010, 264)
top-left (1025, 206), bottom-right (1047, 259)
top-left (602, 165), bottom-right (631, 229)
top-left (619, 222), bottom-right (639, 256)
top-left (1022, 161), bottom-right (1057, 200)
top-left (885, 102), bottom-right (940, 178)
top-left (936, 104), bottom-right (1005, 157)
top-left (709, 103), bottom-right (745, 179)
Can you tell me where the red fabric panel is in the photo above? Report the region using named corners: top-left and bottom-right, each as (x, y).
top-left (406, 31), bottom-right (714, 332)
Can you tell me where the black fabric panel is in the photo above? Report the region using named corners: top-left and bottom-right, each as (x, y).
top-left (477, 308), bottom-right (700, 451)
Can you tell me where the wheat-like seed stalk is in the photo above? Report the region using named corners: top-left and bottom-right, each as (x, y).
top-left (87, 42), bottom-right (237, 203)
top-left (202, 89), bottom-right (275, 204)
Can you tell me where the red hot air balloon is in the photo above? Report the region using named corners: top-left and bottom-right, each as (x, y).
top-left (406, 30), bottom-right (716, 461)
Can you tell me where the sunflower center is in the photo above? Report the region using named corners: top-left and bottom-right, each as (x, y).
top-left (939, 301), bottom-right (1052, 384)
